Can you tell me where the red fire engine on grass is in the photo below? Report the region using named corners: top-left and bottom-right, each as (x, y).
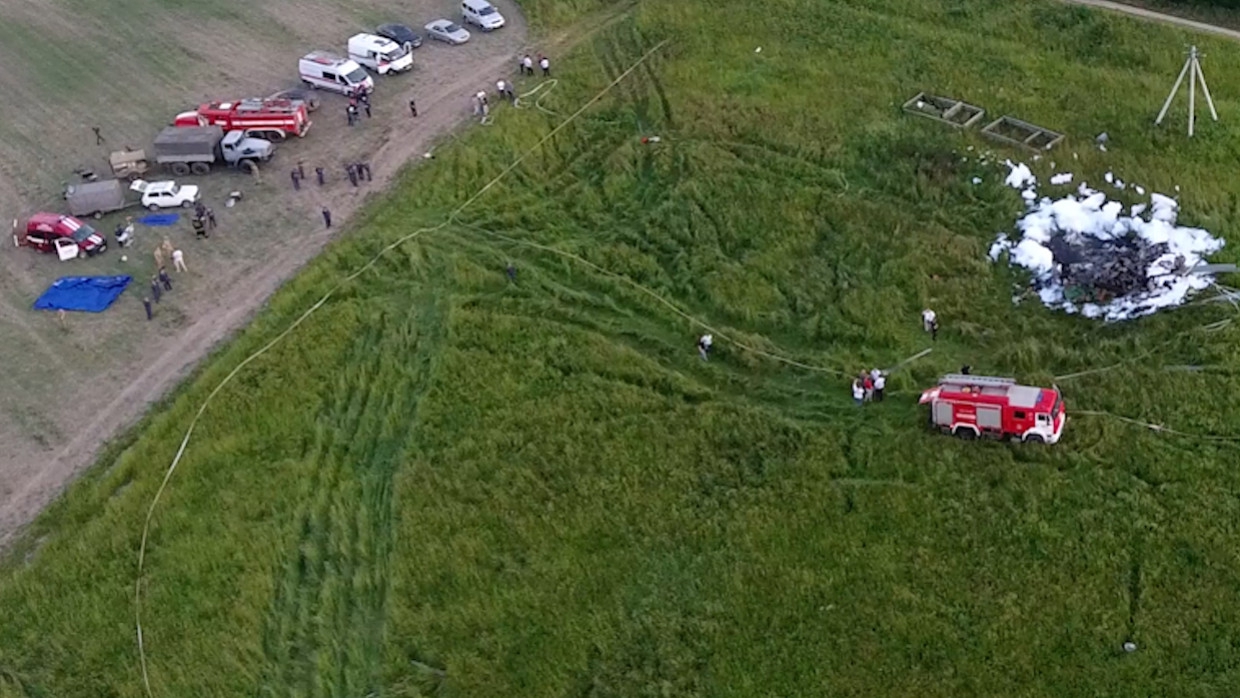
top-left (173, 98), bottom-right (311, 141)
top-left (919, 374), bottom-right (1066, 443)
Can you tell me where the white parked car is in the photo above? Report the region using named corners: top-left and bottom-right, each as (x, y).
top-left (425, 19), bottom-right (470, 45)
top-left (131, 180), bottom-right (200, 211)
top-left (462, 0), bottom-right (505, 31)
top-left (347, 33), bottom-right (413, 75)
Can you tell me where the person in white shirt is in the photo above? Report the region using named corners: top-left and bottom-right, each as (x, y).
top-left (539, 55), bottom-right (550, 76)
top-left (851, 380), bottom-right (864, 406)
top-left (697, 334), bottom-right (713, 361)
top-left (922, 308), bottom-right (939, 340)
top-left (521, 54), bottom-right (534, 75)
top-left (873, 371), bottom-right (886, 402)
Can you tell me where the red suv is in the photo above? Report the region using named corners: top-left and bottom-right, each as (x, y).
top-left (15, 213), bottom-right (107, 257)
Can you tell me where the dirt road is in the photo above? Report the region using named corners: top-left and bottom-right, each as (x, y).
top-left (0, 0), bottom-right (534, 546)
top-left (1063, 0), bottom-right (1240, 40)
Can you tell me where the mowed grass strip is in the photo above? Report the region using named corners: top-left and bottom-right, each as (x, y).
top-left (3, 0), bottom-right (1240, 696)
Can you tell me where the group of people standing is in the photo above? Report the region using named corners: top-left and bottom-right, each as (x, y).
top-left (851, 369), bottom-right (886, 406)
top-left (473, 53), bottom-right (553, 119)
top-left (519, 53), bottom-right (551, 77)
top-left (346, 86), bottom-right (373, 126)
top-left (191, 202), bottom-right (216, 239)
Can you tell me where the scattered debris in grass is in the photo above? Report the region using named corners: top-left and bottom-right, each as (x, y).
top-left (989, 162), bottom-right (1226, 321)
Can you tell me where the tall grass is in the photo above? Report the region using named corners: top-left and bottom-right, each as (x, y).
top-left (3, 0), bottom-right (1240, 696)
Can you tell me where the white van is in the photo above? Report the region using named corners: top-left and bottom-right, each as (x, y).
top-left (461, 0), bottom-right (505, 31)
top-left (298, 51), bottom-right (375, 95)
top-left (347, 33), bottom-right (413, 75)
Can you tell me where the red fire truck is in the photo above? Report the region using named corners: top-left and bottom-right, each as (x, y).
top-left (173, 98), bottom-right (311, 141)
top-left (919, 374), bottom-right (1066, 443)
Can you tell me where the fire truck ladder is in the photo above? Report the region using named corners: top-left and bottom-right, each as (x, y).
top-left (940, 374), bottom-right (1016, 387)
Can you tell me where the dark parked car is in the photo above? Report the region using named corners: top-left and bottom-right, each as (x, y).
top-left (376, 23), bottom-right (423, 52)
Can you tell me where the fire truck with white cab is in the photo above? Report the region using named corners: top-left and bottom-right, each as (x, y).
top-left (919, 374), bottom-right (1066, 443)
top-left (173, 98), bottom-right (311, 141)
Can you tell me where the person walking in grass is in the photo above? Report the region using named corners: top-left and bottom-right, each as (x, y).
top-left (539, 54), bottom-right (550, 76)
top-left (172, 248), bottom-right (187, 272)
top-left (697, 333), bottom-right (713, 361)
top-left (159, 267), bottom-right (172, 291)
top-left (873, 369), bottom-right (886, 402)
top-left (851, 379), bottom-right (864, 407)
top-left (922, 308), bottom-right (939, 340)
top-left (862, 372), bottom-right (874, 402)
top-left (522, 54), bottom-right (533, 75)
top-left (321, 207), bottom-right (332, 229)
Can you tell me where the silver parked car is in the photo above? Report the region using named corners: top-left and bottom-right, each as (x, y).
top-left (424, 19), bottom-right (470, 45)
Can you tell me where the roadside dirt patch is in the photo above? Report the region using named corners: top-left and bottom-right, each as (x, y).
top-left (0, 0), bottom-right (539, 546)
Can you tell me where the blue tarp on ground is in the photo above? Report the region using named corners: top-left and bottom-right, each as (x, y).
top-left (33, 275), bottom-right (132, 313)
top-left (138, 213), bottom-right (180, 226)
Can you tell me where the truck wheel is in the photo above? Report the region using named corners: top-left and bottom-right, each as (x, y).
top-left (1024, 434), bottom-right (1045, 444)
top-left (240, 160), bottom-right (257, 174)
top-left (265, 130), bottom-right (286, 142)
top-left (952, 426), bottom-right (977, 440)
top-left (190, 162), bottom-right (210, 175)
top-left (170, 162), bottom-right (191, 177)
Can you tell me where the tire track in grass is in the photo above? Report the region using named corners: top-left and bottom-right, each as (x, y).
top-left (256, 287), bottom-right (446, 698)
top-left (134, 41), bottom-right (672, 696)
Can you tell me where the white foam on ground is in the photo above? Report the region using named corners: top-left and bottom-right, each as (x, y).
top-left (1049, 172), bottom-right (1073, 185)
top-left (1004, 160), bottom-right (1036, 189)
top-left (989, 162), bottom-right (1225, 322)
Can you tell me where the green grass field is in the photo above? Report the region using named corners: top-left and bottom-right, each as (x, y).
top-left (4, 0), bottom-right (1240, 695)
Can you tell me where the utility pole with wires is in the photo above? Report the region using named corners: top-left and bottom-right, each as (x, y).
top-left (1155, 45), bottom-right (1218, 137)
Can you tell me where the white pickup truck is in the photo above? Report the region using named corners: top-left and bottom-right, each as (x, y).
top-left (131, 180), bottom-right (200, 211)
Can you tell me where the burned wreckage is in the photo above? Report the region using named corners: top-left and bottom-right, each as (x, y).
top-left (1044, 234), bottom-right (1187, 305)
top-left (990, 164), bottom-right (1227, 321)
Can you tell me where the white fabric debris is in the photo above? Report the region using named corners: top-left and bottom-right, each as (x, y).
top-left (1049, 173), bottom-right (1073, 185)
